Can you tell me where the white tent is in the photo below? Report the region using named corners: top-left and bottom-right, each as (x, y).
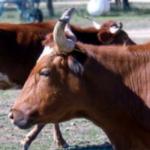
top-left (87, 0), bottom-right (110, 16)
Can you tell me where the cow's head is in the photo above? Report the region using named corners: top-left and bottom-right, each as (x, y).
top-left (93, 20), bottom-right (135, 45)
top-left (9, 8), bottom-right (87, 129)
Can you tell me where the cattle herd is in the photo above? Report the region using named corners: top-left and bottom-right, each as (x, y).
top-left (0, 7), bottom-right (149, 150)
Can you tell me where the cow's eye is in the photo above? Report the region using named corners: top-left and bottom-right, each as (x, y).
top-left (39, 68), bottom-right (51, 77)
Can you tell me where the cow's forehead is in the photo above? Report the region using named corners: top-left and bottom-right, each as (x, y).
top-left (35, 45), bottom-right (64, 72)
top-left (37, 46), bottom-right (54, 62)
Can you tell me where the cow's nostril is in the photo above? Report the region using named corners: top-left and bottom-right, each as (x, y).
top-left (8, 109), bottom-right (31, 129)
top-left (8, 112), bottom-right (13, 119)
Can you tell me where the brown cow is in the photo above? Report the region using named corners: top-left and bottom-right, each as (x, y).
top-left (9, 8), bottom-right (150, 150)
top-left (0, 18), bottom-right (135, 149)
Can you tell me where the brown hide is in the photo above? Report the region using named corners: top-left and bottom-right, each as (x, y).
top-left (10, 41), bottom-right (150, 150)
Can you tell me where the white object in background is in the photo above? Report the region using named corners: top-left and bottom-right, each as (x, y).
top-left (87, 0), bottom-right (110, 16)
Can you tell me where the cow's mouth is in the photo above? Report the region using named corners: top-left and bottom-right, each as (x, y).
top-left (8, 110), bottom-right (35, 129)
top-left (14, 121), bottom-right (33, 130)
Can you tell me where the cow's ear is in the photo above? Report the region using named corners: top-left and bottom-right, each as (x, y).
top-left (67, 55), bottom-right (84, 76)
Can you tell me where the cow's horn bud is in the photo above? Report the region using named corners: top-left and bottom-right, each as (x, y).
top-left (53, 8), bottom-right (76, 53)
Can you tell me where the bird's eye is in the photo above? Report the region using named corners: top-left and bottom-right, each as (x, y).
top-left (39, 68), bottom-right (51, 77)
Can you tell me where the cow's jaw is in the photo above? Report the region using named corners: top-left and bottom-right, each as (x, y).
top-left (8, 110), bottom-right (33, 129)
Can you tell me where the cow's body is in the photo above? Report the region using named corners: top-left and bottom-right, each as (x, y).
top-left (0, 21), bottom-right (56, 89)
top-left (73, 42), bottom-right (150, 149)
top-left (9, 9), bottom-right (150, 150)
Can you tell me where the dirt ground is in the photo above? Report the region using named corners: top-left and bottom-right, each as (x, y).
top-left (0, 1), bottom-right (150, 150)
top-left (0, 90), bottom-right (111, 150)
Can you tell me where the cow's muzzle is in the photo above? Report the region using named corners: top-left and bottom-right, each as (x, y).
top-left (8, 109), bottom-right (33, 129)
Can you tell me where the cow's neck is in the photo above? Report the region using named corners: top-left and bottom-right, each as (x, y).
top-left (83, 44), bottom-right (150, 100)
top-left (79, 45), bottom-right (150, 150)
top-left (95, 46), bottom-right (150, 103)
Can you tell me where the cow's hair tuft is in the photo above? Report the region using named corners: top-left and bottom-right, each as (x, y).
top-left (67, 56), bottom-right (84, 76)
top-left (67, 51), bottom-right (87, 76)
